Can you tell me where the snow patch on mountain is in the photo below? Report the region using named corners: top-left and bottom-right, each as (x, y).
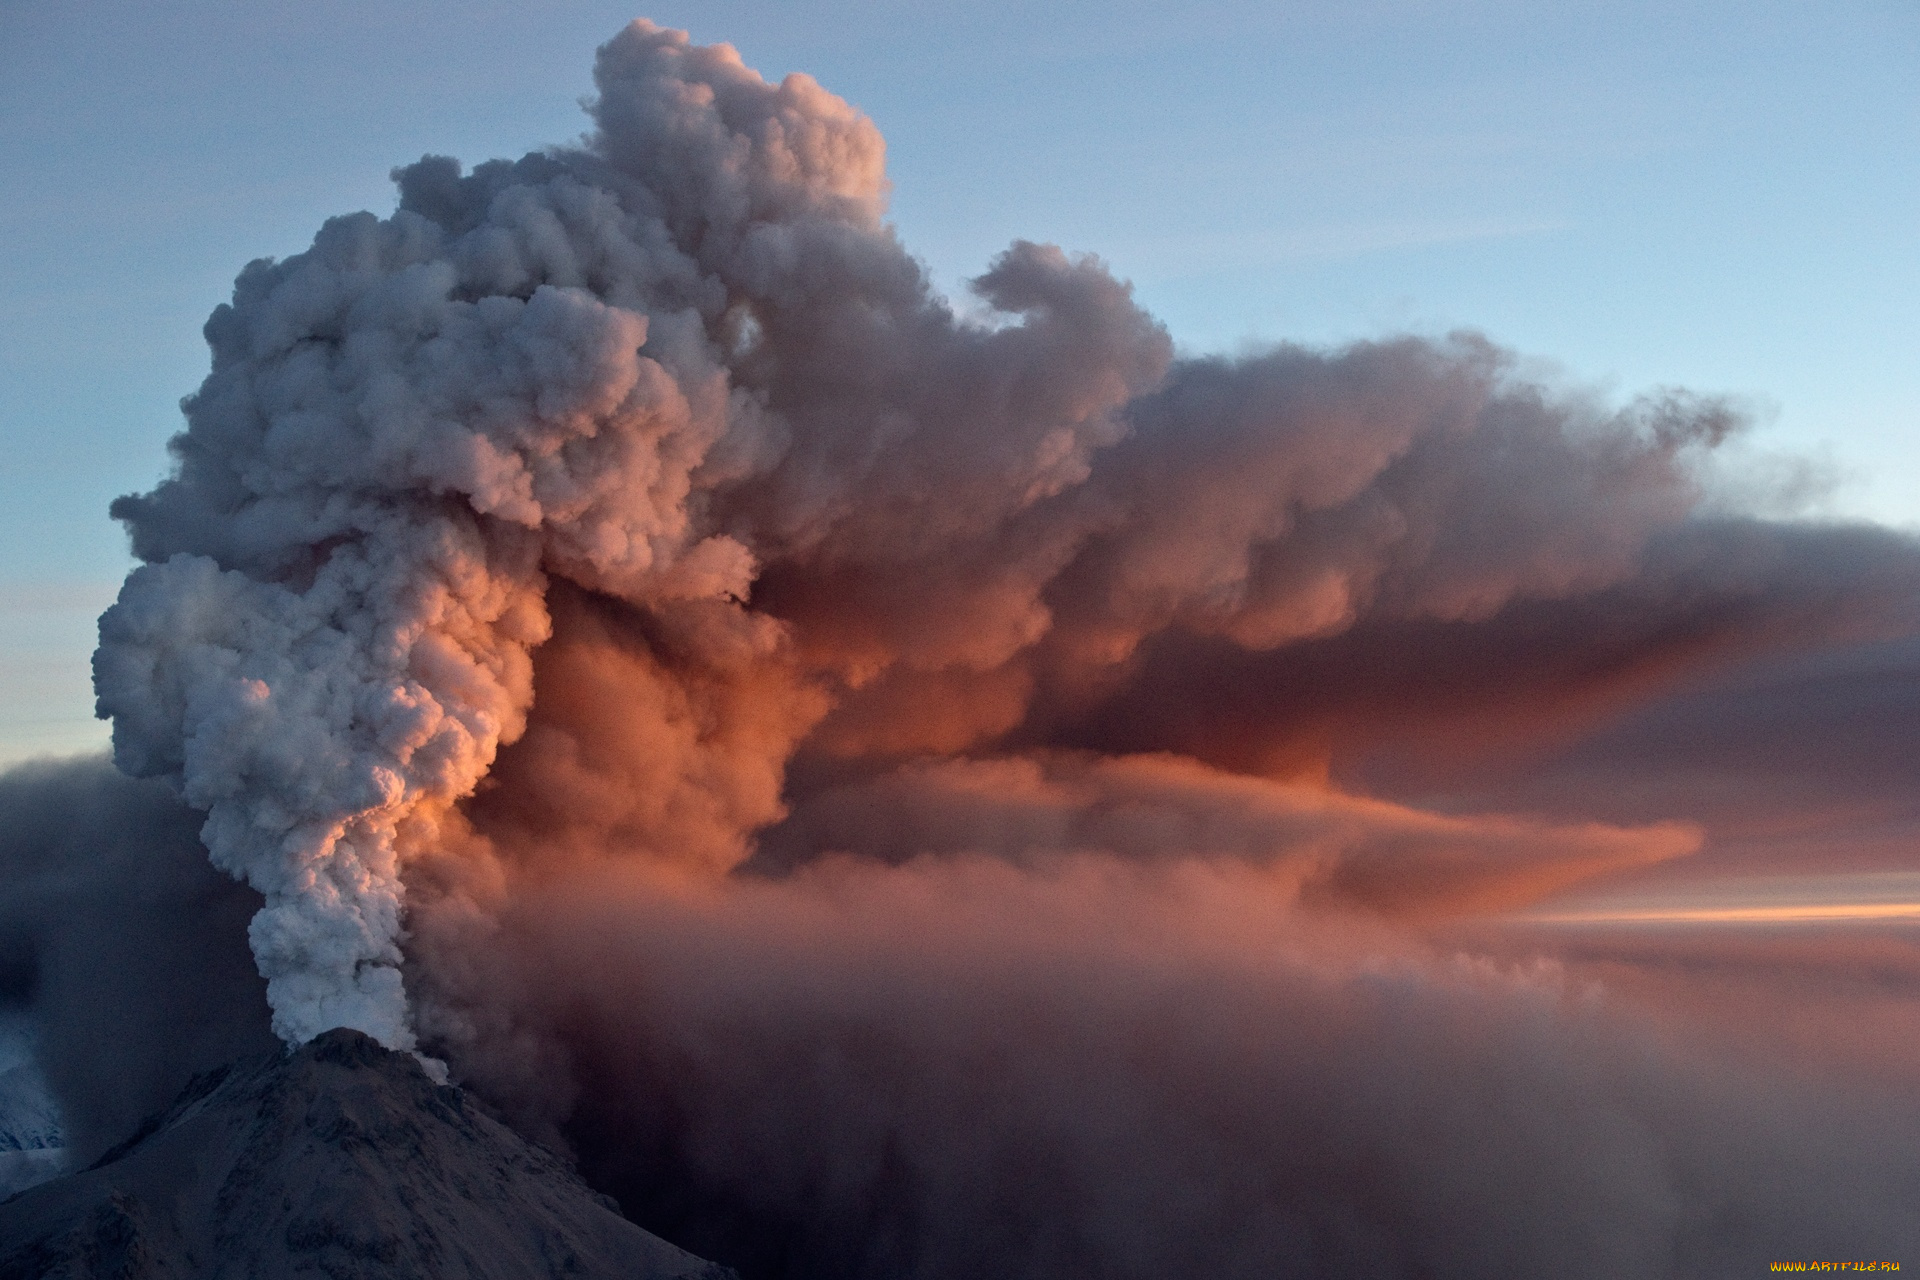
top-left (0, 1015), bottom-right (63, 1201)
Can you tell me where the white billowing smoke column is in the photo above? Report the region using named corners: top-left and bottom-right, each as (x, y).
top-left (93, 21), bottom-right (1170, 1049)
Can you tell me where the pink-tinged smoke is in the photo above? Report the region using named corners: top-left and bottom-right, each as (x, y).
top-left (52, 16), bottom-right (1920, 1276)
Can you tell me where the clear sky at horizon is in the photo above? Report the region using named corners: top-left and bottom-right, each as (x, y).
top-left (1, 0), bottom-right (1915, 763)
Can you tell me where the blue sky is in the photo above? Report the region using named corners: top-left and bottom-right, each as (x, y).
top-left (1, 0), bottom-right (1915, 762)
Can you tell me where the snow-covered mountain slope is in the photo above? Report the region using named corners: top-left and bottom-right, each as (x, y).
top-left (0, 1060), bottom-right (62, 1155)
top-left (0, 1029), bottom-right (735, 1280)
top-left (0, 1045), bottom-right (64, 1203)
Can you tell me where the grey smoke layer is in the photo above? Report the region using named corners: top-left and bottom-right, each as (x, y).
top-left (6, 759), bottom-right (1920, 1277)
top-left (470, 869), bottom-right (1920, 1280)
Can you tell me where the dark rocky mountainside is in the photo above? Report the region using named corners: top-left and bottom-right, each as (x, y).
top-left (0, 1029), bottom-right (736, 1280)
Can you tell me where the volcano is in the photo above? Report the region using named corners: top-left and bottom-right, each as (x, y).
top-left (0, 1028), bottom-right (734, 1280)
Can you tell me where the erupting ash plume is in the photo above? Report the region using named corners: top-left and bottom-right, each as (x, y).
top-left (91, 18), bottom-right (1890, 1049)
top-left (48, 16), bottom-right (1920, 1275)
top-left (92, 20), bottom-right (919, 1045)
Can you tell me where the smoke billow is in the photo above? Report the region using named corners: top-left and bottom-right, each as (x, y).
top-left (0, 759), bottom-right (272, 1161)
top-left (2, 15), bottom-right (1912, 1275)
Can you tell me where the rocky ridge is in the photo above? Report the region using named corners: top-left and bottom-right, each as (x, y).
top-left (0, 1028), bottom-right (735, 1280)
